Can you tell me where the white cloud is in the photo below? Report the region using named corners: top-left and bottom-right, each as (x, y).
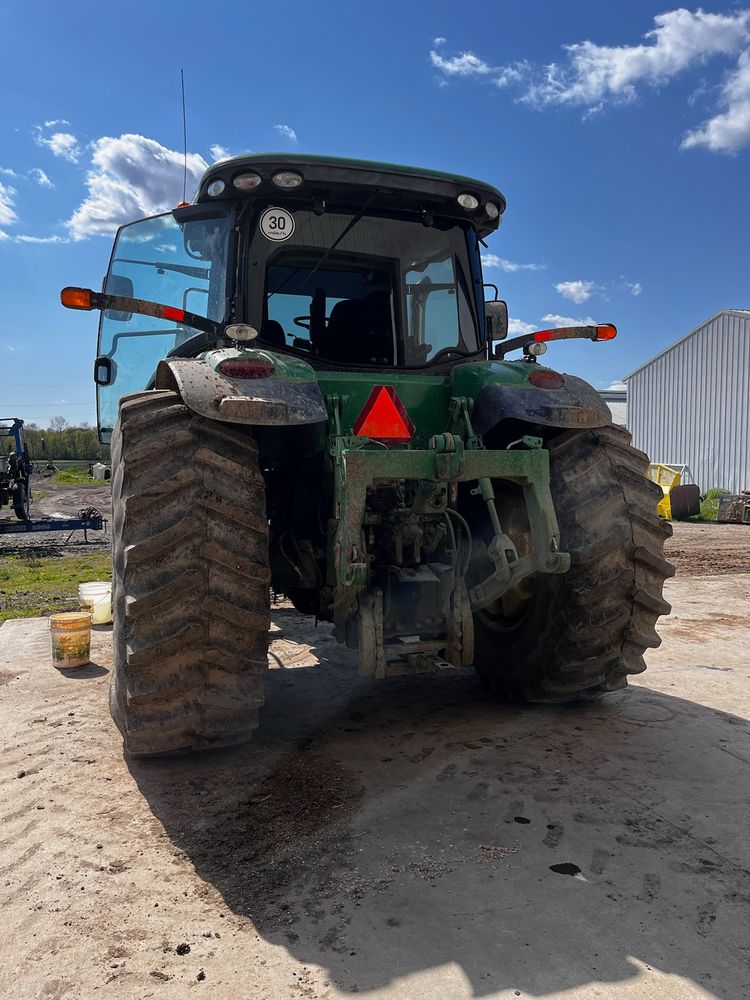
top-left (66, 133), bottom-right (208, 240)
top-left (210, 144), bottom-right (230, 161)
top-left (31, 168), bottom-right (53, 188)
top-left (482, 252), bottom-right (546, 272)
top-left (0, 181), bottom-right (17, 239)
top-left (274, 124), bottom-right (297, 144)
top-left (44, 119), bottom-right (70, 128)
top-left (428, 10), bottom-right (750, 152)
top-left (628, 281), bottom-right (642, 296)
top-left (524, 8), bottom-right (750, 108)
top-left (0, 167), bottom-right (20, 178)
top-left (35, 127), bottom-right (81, 162)
top-left (433, 36), bottom-right (446, 47)
top-left (430, 49), bottom-right (496, 77)
top-left (508, 318), bottom-right (537, 335)
top-left (542, 313), bottom-right (597, 327)
top-left (681, 48), bottom-right (750, 152)
top-left (14, 234), bottom-right (68, 244)
top-left (495, 63), bottom-right (530, 89)
top-left (606, 380), bottom-right (627, 391)
top-left (555, 279), bottom-right (596, 304)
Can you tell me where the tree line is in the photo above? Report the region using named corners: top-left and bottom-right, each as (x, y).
top-left (1, 418), bottom-right (109, 462)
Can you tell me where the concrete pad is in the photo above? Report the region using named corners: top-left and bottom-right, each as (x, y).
top-left (0, 576), bottom-right (748, 999)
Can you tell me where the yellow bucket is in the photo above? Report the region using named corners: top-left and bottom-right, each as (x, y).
top-left (50, 612), bottom-right (92, 669)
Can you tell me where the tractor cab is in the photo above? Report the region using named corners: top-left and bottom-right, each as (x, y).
top-left (91, 155), bottom-right (505, 440)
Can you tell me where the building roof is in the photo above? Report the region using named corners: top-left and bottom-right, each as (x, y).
top-left (624, 309), bottom-right (750, 380)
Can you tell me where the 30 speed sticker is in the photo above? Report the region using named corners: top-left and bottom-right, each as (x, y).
top-left (259, 207), bottom-right (295, 242)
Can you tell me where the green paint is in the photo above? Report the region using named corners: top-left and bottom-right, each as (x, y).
top-left (451, 359), bottom-right (533, 395)
top-left (204, 347), bottom-right (317, 381)
top-left (316, 371), bottom-right (446, 447)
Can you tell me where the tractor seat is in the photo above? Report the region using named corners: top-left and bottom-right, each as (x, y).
top-left (321, 291), bottom-right (393, 364)
top-left (260, 319), bottom-right (286, 347)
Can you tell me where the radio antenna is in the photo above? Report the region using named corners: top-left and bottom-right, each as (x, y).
top-left (180, 69), bottom-right (188, 203)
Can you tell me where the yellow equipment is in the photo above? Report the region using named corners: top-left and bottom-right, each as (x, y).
top-left (647, 464), bottom-right (683, 519)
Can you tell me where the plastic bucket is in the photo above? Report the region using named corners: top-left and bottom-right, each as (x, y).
top-left (79, 581), bottom-right (112, 620)
top-left (50, 612), bottom-right (92, 669)
top-left (79, 581), bottom-right (111, 599)
top-left (91, 591), bottom-right (112, 625)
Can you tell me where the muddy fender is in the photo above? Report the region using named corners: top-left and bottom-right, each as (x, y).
top-left (155, 358), bottom-right (328, 426)
top-left (472, 374), bottom-right (612, 435)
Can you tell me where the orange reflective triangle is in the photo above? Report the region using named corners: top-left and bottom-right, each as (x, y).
top-left (353, 385), bottom-right (414, 442)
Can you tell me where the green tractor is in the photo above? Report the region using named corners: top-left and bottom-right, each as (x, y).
top-left (62, 154), bottom-right (672, 756)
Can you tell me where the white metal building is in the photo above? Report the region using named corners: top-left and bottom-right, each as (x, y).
top-left (599, 389), bottom-right (627, 427)
top-left (625, 309), bottom-right (750, 494)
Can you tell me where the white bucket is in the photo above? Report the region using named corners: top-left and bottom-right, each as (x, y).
top-left (91, 591), bottom-right (112, 625)
top-left (79, 581), bottom-right (112, 624)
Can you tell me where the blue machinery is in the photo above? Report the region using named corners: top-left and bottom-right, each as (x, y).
top-left (0, 417), bottom-right (105, 540)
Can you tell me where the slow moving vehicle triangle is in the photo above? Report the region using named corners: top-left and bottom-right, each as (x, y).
top-left (353, 385), bottom-right (415, 443)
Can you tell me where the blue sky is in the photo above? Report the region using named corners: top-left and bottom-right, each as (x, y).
top-left (1, 1), bottom-right (749, 427)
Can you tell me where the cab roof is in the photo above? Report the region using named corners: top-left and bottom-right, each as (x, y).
top-left (196, 153), bottom-right (506, 238)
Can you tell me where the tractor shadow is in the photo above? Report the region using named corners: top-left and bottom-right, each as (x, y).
top-left (128, 607), bottom-right (750, 998)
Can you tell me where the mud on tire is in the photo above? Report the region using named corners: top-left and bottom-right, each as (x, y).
top-left (110, 390), bottom-right (270, 755)
top-left (473, 424), bottom-right (674, 702)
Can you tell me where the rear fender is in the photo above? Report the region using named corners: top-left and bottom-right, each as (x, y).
top-left (471, 374), bottom-right (612, 435)
top-left (155, 357), bottom-right (328, 426)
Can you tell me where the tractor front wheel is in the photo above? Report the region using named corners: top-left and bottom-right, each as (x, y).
top-left (472, 425), bottom-right (673, 701)
top-left (11, 483), bottom-right (30, 520)
top-left (110, 390), bottom-right (270, 755)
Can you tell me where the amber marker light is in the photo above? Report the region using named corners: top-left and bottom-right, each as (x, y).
top-left (594, 324), bottom-right (617, 341)
top-left (60, 287), bottom-right (93, 310)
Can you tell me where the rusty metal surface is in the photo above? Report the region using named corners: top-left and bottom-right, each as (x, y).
top-left (718, 495), bottom-right (750, 525)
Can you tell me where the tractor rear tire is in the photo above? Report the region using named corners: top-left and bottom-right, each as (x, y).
top-left (473, 425), bottom-right (673, 702)
top-left (109, 390), bottom-right (270, 756)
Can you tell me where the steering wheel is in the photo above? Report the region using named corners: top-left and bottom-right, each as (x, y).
top-left (293, 315), bottom-right (311, 330)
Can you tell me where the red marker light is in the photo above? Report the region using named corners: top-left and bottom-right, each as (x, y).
top-left (161, 305), bottom-right (185, 322)
top-left (218, 358), bottom-right (275, 379)
top-left (353, 385), bottom-right (414, 443)
top-left (528, 370), bottom-right (565, 389)
top-left (533, 329), bottom-right (556, 342)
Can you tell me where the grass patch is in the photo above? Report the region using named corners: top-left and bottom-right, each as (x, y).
top-left (0, 550), bottom-right (111, 623)
top-left (52, 467), bottom-right (102, 486)
top-left (688, 487), bottom-right (732, 523)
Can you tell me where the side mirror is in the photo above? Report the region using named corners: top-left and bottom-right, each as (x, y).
top-left (103, 274), bottom-right (134, 321)
top-left (485, 299), bottom-right (508, 344)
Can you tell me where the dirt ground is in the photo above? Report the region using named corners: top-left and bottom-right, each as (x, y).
top-left (1, 519), bottom-right (750, 999)
top-left (666, 520), bottom-right (750, 577)
top-left (0, 478), bottom-right (111, 554)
